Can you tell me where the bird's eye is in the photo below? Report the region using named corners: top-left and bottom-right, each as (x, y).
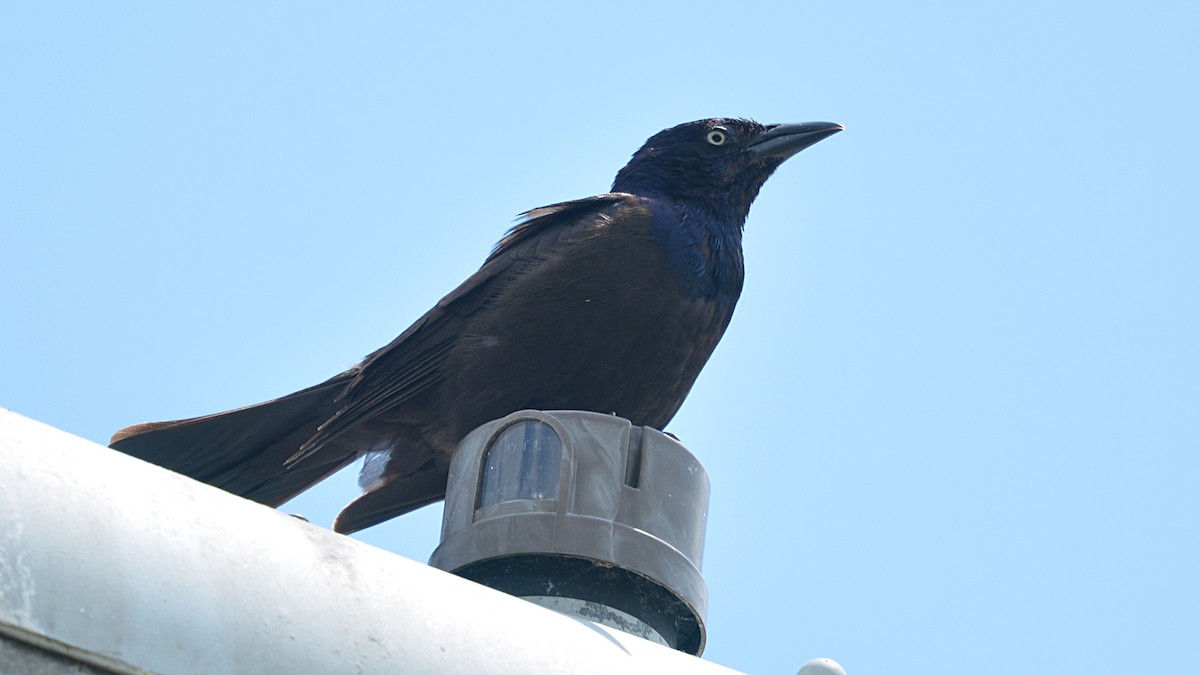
top-left (706, 129), bottom-right (728, 146)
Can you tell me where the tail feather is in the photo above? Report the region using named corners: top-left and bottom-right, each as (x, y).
top-left (333, 467), bottom-right (447, 534)
top-left (110, 373), bottom-right (356, 507)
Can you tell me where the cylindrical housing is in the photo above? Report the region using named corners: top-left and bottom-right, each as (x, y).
top-left (429, 410), bottom-right (709, 654)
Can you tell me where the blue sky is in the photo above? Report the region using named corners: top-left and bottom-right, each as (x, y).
top-left (3, 2), bottom-right (1197, 673)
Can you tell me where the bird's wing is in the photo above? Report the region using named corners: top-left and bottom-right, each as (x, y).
top-left (290, 193), bottom-right (630, 462)
top-left (483, 194), bottom-right (626, 265)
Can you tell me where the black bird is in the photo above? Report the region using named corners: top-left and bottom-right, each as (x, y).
top-left (111, 118), bottom-right (842, 533)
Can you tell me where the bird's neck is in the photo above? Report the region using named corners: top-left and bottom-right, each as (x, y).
top-left (641, 195), bottom-right (745, 302)
top-left (619, 179), bottom-right (753, 229)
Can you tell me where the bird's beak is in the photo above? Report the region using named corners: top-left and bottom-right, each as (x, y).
top-left (749, 122), bottom-right (844, 161)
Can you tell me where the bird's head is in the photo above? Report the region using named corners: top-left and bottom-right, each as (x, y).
top-left (612, 118), bottom-right (843, 225)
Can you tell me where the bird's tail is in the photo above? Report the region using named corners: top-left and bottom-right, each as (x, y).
top-left (333, 466), bottom-right (447, 533)
top-left (109, 372), bottom-right (358, 507)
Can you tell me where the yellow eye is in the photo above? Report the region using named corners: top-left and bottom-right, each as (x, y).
top-left (706, 129), bottom-right (728, 146)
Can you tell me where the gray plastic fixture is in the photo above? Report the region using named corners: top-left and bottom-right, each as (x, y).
top-left (429, 409), bottom-right (710, 655)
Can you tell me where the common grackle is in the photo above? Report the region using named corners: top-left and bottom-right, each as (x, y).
top-left (110, 118), bottom-right (842, 533)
